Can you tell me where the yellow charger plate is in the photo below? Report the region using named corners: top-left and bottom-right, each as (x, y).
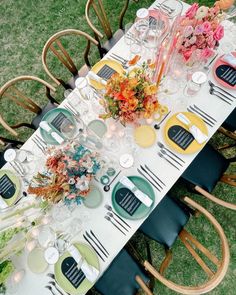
top-left (89, 59), bottom-right (124, 90)
top-left (134, 125), bottom-right (157, 148)
top-left (163, 112), bottom-right (208, 154)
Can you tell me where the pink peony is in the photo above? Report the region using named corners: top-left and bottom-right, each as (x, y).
top-left (213, 25), bottom-right (224, 41)
top-left (201, 48), bottom-right (214, 59)
top-left (183, 25), bottom-right (194, 37)
top-left (194, 24), bottom-right (204, 35)
top-left (183, 50), bottom-right (193, 61)
top-left (202, 21), bottom-right (212, 33)
top-left (185, 3), bottom-right (199, 19)
top-left (189, 35), bottom-right (197, 45)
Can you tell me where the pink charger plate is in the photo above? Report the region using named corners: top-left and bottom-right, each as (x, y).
top-left (212, 51), bottom-right (236, 90)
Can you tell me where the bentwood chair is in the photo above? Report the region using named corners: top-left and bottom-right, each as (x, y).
top-left (136, 195), bottom-right (230, 294)
top-left (181, 144), bottom-right (236, 210)
top-left (85, 0), bottom-right (138, 57)
top-left (0, 76), bottom-right (58, 136)
top-left (217, 108), bottom-right (236, 150)
top-left (42, 29), bottom-right (99, 89)
top-left (219, 108), bottom-right (236, 141)
top-left (95, 249), bottom-right (153, 295)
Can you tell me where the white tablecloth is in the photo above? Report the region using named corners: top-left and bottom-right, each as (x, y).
top-left (1, 1), bottom-right (235, 294)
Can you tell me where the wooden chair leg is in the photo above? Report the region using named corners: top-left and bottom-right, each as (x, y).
top-left (218, 126), bottom-right (236, 141)
top-left (220, 174), bottom-right (236, 187)
top-left (135, 275), bottom-right (153, 295)
top-left (194, 185), bottom-right (236, 210)
top-left (217, 142), bottom-right (236, 151)
top-left (159, 248), bottom-right (173, 275)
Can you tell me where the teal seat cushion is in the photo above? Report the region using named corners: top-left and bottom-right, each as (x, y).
top-left (95, 249), bottom-right (149, 295)
top-left (222, 108), bottom-right (236, 132)
top-left (182, 144), bottom-right (229, 192)
top-left (140, 195), bottom-right (190, 249)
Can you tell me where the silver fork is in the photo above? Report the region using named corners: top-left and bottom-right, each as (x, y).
top-left (45, 285), bottom-right (57, 295)
top-left (49, 281), bottom-right (66, 295)
top-left (31, 137), bottom-right (46, 155)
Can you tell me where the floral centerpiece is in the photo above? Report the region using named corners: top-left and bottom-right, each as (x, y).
top-left (28, 144), bottom-right (100, 205)
top-left (100, 59), bottom-right (159, 125)
top-left (176, 2), bottom-right (225, 63)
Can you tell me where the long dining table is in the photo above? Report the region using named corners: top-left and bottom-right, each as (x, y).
top-left (1, 0), bottom-right (236, 294)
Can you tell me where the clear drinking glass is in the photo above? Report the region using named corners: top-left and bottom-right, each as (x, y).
top-left (124, 23), bottom-right (134, 45)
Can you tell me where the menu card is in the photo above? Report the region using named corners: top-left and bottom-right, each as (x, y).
top-left (115, 187), bottom-right (142, 216)
top-left (215, 65), bottom-right (236, 87)
top-left (168, 125), bottom-right (194, 150)
top-left (51, 112), bottom-right (69, 132)
top-left (0, 174), bottom-right (15, 199)
top-left (97, 65), bottom-right (117, 81)
top-left (61, 257), bottom-right (85, 289)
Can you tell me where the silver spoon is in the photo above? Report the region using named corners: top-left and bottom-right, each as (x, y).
top-left (103, 170), bottom-right (121, 192)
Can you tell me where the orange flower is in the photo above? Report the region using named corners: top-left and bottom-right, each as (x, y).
top-left (128, 55), bottom-right (141, 66)
top-left (144, 84), bottom-right (158, 96)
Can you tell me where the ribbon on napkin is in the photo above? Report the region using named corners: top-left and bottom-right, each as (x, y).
top-left (39, 121), bottom-right (64, 144)
top-left (176, 113), bottom-right (208, 144)
top-left (68, 244), bottom-right (99, 283)
top-left (119, 176), bottom-right (153, 207)
top-left (221, 53), bottom-right (236, 69)
top-left (87, 71), bottom-right (107, 86)
top-left (0, 196), bottom-right (8, 209)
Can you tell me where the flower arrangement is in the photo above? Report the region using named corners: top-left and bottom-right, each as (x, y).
top-left (28, 144), bottom-right (100, 205)
top-left (100, 59), bottom-right (159, 125)
top-left (176, 2), bottom-right (225, 63)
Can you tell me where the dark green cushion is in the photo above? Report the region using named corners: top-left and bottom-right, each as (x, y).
top-left (95, 249), bottom-right (149, 295)
top-left (222, 108), bottom-right (236, 132)
top-left (140, 195), bottom-right (190, 249)
top-left (31, 101), bottom-right (56, 129)
top-left (182, 144), bottom-right (229, 192)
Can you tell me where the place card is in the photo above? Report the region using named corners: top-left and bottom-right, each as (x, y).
top-left (50, 112), bottom-right (69, 132)
top-left (115, 187), bottom-right (142, 216)
top-left (0, 174), bottom-right (15, 199)
top-left (215, 65), bottom-right (236, 87)
top-left (97, 65), bottom-right (117, 81)
top-left (168, 125), bottom-right (194, 150)
top-left (61, 256), bottom-right (85, 289)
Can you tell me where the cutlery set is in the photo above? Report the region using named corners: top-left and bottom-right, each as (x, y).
top-left (46, 273), bottom-right (68, 295)
top-left (157, 141), bottom-right (185, 170)
top-left (31, 134), bottom-right (47, 155)
top-left (63, 102), bottom-right (80, 117)
top-left (187, 104), bottom-right (217, 128)
top-left (104, 204), bottom-right (131, 236)
top-left (137, 164), bottom-right (165, 192)
top-left (209, 80), bottom-right (235, 105)
top-left (83, 230), bottom-right (109, 262)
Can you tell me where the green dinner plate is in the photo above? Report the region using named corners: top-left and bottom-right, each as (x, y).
top-left (88, 120), bottom-right (107, 138)
top-left (111, 176), bottom-right (155, 220)
top-left (83, 185), bottom-right (103, 208)
top-left (39, 108), bottom-right (76, 145)
top-left (54, 243), bottom-right (99, 295)
top-left (0, 169), bottom-right (21, 206)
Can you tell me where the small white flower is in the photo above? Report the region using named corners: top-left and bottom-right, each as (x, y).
top-left (196, 6), bottom-right (208, 20)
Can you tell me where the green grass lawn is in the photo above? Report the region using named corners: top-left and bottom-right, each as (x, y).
top-left (1, 0), bottom-right (236, 294)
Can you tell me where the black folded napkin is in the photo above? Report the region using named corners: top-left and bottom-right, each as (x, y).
top-left (115, 187), bottom-right (142, 216)
top-left (0, 174), bottom-right (16, 199)
top-left (168, 125), bottom-right (194, 150)
top-left (61, 256), bottom-right (85, 289)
